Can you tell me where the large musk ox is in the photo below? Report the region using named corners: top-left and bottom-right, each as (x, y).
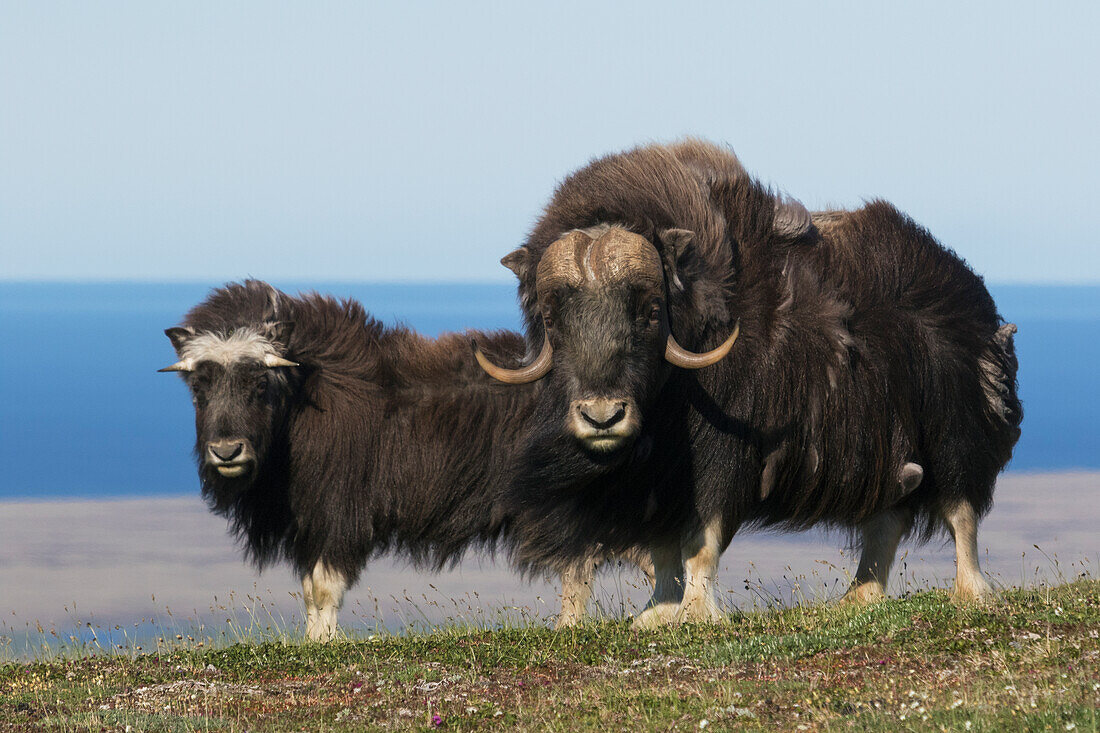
top-left (476, 140), bottom-right (1021, 627)
top-left (161, 280), bottom-right (649, 639)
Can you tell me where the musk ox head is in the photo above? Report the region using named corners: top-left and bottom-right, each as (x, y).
top-left (474, 225), bottom-right (737, 455)
top-left (160, 322), bottom-right (297, 484)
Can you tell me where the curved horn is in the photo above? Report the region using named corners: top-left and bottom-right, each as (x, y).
top-left (263, 354), bottom-right (299, 368)
top-left (471, 333), bottom-right (553, 384)
top-left (664, 320), bottom-right (740, 370)
top-left (157, 359), bottom-right (195, 373)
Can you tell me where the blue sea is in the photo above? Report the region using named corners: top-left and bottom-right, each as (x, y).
top-left (1, 282), bottom-right (1097, 500)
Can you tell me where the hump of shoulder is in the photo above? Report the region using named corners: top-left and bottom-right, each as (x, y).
top-left (843, 200), bottom-right (916, 236)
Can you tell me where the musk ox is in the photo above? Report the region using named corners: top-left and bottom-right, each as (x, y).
top-left (476, 139), bottom-right (1021, 626)
top-left (161, 280), bottom-right (649, 639)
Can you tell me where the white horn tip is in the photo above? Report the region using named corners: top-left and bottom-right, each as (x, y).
top-left (157, 359), bottom-right (194, 373)
top-left (263, 354), bottom-right (299, 368)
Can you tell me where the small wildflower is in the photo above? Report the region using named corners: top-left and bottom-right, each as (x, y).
top-left (1065, 724), bottom-right (1076, 731)
top-left (699, 720), bottom-right (709, 729)
top-left (432, 714), bottom-right (444, 727)
top-left (964, 722), bottom-right (972, 730)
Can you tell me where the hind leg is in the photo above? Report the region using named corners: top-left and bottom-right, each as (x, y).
top-left (943, 500), bottom-right (993, 602)
top-left (842, 508), bottom-right (913, 604)
top-left (632, 542), bottom-right (684, 629)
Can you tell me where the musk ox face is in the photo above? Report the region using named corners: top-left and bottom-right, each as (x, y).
top-left (160, 325), bottom-right (297, 484)
top-left (537, 229), bottom-right (668, 454)
top-left (474, 226), bottom-right (737, 455)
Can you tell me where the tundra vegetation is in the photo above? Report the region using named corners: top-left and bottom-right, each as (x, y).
top-left (1, 579), bottom-right (1097, 731)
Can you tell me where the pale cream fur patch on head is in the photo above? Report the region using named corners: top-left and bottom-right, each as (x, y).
top-left (181, 328), bottom-right (278, 367)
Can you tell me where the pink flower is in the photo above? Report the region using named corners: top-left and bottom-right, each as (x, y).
top-left (432, 714), bottom-right (444, 727)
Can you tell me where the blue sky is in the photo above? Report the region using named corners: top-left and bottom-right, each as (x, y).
top-left (2, 2), bottom-right (1098, 283)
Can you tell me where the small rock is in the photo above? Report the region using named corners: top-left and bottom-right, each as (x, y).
top-left (725, 705), bottom-right (757, 719)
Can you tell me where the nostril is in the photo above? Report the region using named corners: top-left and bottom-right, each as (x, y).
top-left (579, 403), bottom-right (627, 430)
top-left (209, 441), bottom-right (244, 462)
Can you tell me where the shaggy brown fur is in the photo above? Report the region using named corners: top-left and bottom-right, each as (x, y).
top-left (163, 281), bottom-right (650, 633)
top-left (501, 139), bottom-right (1021, 575)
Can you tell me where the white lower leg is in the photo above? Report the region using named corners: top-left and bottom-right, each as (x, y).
top-left (632, 543), bottom-right (684, 629)
top-left (303, 560), bottom-right (347, 641)
top-left (944, 501), bottom-right (993, 602)
top-left (843, 508), bottom-right (911, 604)
top-left (556, 558), bottom-right (596, 629)
top-left (677, 519), bottom-right (724, 623)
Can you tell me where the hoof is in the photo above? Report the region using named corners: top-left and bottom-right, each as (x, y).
top-left (675, 602), bottom-right (723, 625)
top-left (633, 602), bottom-right (680, 630)
top-left (554, 612), bottom-right (583, 630)
top-left (839, 581), bottom-right (887, 606)
top-left (951, 576), bottom-right (994, 604)
top-left (305, 617), bottom-right (339, 642)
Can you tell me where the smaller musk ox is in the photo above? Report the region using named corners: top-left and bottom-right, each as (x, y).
top-left (161, 281), bottom-right (649, 640)
top-left (476, 140), bottom-right (1021, 627)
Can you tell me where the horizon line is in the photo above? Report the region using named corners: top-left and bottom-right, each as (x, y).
top-left (2, 277), bottom-right (1099, 288)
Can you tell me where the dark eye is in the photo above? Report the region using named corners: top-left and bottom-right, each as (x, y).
top-left (542, 310), bottom-right (554, 330)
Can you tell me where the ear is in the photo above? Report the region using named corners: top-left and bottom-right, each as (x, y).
top-left (259, 282), bottom-right (282, 322)
top-left (263, 321), bottom-right (295, 348)
top-left (658, 227), bottom-right (729, 324)
top-left (500, 247), bottom-right (531, 280)
top-left (657, 228), bottom-right (695, 292)
top-left (772, 195), bottom-right (811, 241)
top-left (164, 327), bottom-right (194, 353)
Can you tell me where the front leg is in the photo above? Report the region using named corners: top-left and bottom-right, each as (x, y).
top-left (632, 542), bottom-right (684, 629)
top-left (556, 557), bottom-right (597, 629)
top-left (676, 518), bottom-right (727, 624)
top-left (301, 560), bottom-right (348, 642)
top-left (557, 547), bottom-right (656, 628)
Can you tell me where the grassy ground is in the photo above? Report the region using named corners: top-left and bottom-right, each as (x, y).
top-left (1, 579), bottom-right (1097, 732)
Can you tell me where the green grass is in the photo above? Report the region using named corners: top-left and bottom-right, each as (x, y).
top-left (2, 579), bottom-right (1098, 731)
